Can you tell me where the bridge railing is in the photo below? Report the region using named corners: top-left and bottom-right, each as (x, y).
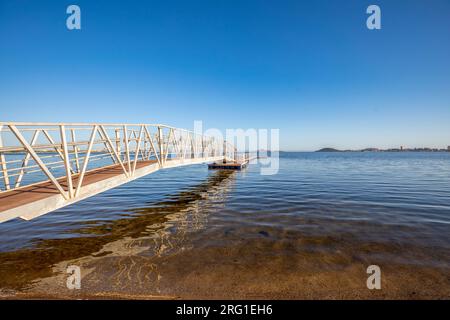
top-left (0, 122), bottom-right (236, 200)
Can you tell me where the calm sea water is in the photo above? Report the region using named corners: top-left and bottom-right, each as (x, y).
top-left (0, 152), bottom-right (449, 294)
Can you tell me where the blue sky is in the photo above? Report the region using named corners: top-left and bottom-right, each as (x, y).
top-left (1, 0), bottom-right (449, 151)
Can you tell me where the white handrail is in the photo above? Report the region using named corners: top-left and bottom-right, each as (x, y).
top-left (0, 123), bottom-right (237, 196)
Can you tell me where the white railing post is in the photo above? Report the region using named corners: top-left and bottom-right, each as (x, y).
top-left (98, 128), bottom-right (118, 165)
top-left (223, 140), bottom-right (227, 163)
top-left (15, 129), bottom-right (40, 188)
top-left (74, 125), bottom-right (98, 197)
top-left (202, 136), bottom-right (205, 158)
top-left (71, 129), bottom-right (80, 173)
top-left (0, 125), bottom-right (10, 191)
top-left (164, 128), bottom-right (172, 163)
top-left (132, 126), bottom-right (144, 175)
top-left (42, 129), bottom-right (75, 174)
top-left (60, 125), bottom-right (74, 199)
top-left (158, 126), bottom-right (164, 166)
top-left (115, 128), bottom-right (121, 160)
top-left (192, 134), bottom-right (195, 159)
top-left (99, 125), bottom-right (129, 177)
top-left (8, 125), bottom-right (68, 199)
top-left (123, 125), bottom-right (131, 174)
top-left (144, 126), bottom-right (160, 166)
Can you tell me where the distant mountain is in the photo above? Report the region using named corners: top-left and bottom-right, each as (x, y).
top-left (316, 148), bottom-right (341, 152)
top-left (361, 148), bottom-right (380, 152)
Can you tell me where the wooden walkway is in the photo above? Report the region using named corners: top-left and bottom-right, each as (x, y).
top-left (0, 160), bottom-right (157, 215)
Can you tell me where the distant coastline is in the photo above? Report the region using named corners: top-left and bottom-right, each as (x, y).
top-left (315, 147), bottom-right (450, 152)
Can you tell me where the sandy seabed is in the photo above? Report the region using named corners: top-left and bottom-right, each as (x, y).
top-left (1, 232), bottom-right (449, 300)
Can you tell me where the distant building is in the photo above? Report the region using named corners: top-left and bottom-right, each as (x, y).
top-left (400, 146), bottom-right (403, 151)
top-left (448, 146), bottom-right (450, 152)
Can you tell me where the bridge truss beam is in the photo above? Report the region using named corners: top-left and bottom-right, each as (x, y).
top-left (0, 122), bottom-right (236, 223)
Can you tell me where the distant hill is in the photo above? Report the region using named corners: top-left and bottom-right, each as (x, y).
top-left (361, 148), bottom-right (380, 152)
top-left (316, 148), bottom-right (341, 152)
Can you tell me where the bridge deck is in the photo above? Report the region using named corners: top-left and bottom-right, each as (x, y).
top-left (0, 160), bottom-right (158, 214)
top-left (0, 122), bottom-right (235, 223)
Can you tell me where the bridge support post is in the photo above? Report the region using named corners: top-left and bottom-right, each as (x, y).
top-left (60, 125), bottom-right (74, 199)
top-left (115, 129), bottom-right (121, 157)
top-left (158, 126), bottom-right (164, 166)
top-left (123, 125), bottom-right (131, 174)
top-left (191, 133), bottom-right (195, 159)
top-left (8, 125), bottom-right (69, 199)
top-left (0, 125), bottom-right (10, 191)
top-left (223, 140), bottom-right (227, 163)
top-left (71, 129), bottom-right (80, 173)
top-left (15, 129), bottom-right (41, 188)
top-left (201, 136), bottom-right (204, 158)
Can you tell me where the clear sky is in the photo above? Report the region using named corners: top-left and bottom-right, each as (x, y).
top-left (1, 0), bottom-right (449, 151)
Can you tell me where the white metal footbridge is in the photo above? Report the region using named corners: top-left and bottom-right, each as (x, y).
top-left (0, 122), bottom-right (237, 223)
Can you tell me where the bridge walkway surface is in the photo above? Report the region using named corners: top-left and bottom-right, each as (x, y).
top-left (0, 160), bottom-right (157, 214)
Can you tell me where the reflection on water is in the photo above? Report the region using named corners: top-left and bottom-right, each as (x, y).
top-left (0, 170), bottom-right (235, 291)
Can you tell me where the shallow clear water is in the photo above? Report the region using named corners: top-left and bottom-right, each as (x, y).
top-left (0, 152), bottom-right (449, 295)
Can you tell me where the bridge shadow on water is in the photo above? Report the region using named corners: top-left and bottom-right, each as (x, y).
top-left (0, 170), bottom-right (236, 293)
